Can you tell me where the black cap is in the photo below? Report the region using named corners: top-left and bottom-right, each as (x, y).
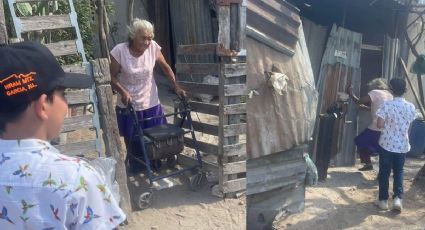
top-left (0, 41), bottom-right (94, 112)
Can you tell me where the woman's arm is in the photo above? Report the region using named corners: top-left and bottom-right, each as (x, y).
top-left (156, 51), bottom-right (186, 97)
top-left (347, 85), bottom-right (371, 110)
top-left (377, 116), bottom-right (385, 129)
top-left (110, 56), bottom-right (132, 105)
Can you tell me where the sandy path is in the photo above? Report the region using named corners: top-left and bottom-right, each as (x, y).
top-left (275, 157), bottom-right (425, 230)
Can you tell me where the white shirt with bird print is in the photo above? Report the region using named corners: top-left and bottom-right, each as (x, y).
top-left (0, 139), bottom-right (126, 229)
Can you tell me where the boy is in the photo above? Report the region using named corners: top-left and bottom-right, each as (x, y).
top-left (0, 42), bottom-right (125, 229)
top-left (376, 78), bottom-right (416, 211)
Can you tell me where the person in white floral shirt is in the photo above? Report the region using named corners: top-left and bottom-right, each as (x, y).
top-left (0, 42), bottom-right (126, 229)
top-left (375, 78), bottom-right (416, 211)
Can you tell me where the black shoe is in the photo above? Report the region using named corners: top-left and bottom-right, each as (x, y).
top-left (359, 164), bottom-right (373, 171)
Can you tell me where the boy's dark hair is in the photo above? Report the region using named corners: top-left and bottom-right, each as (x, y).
top-left (390, 78), bottom-right (407, 96)
top-left (0, 90), bottom-right (55, 134)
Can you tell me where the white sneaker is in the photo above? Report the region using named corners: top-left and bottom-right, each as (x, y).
top-left (376, 200), bottom-right (389, 210)
top-left (393, 197), bottom-right (403, 211)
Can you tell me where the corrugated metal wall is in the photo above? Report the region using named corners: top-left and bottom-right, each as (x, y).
top-left (302, 18), bottom-right (328, 82)
top-left (315, 25), bottom-right (362, 166)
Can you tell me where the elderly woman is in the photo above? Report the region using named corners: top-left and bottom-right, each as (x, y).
top-left (110, 18), bottom-right (185, 171)
top-left (347, 78), bottom-right (393, 171)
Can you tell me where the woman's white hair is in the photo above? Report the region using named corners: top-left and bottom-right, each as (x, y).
top-left (128, 18), bottom-right (155, 40)
top-left (367, 78), bottom-right (388, 91)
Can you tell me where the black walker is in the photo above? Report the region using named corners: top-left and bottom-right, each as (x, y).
top-left (125, 98), bottom-right (204, 209)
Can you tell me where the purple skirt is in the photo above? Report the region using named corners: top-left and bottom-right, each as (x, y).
top-left (115, 104), bottom-right (167, 140)
top-left (354, 128), bottom-right (381, 152)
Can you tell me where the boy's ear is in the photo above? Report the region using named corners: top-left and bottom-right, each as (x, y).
top-left (33, 94), bottom-right (49, 121)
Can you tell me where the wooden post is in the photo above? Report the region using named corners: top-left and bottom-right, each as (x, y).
top-left (91, 58), bottom-right (132, 218)
top-left (0, 0), bottom-right (8, 44)
top-left (97, 0), bottom-right (110, 61)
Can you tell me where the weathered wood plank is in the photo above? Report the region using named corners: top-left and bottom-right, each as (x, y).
top-left (218, 6), bottom-right (231, 49)
top-left (256, 0), bottom-right (301, 27)
top-left (189, 101), bottom-right (219, 116)
top-left (223, 160), bottom-right (246, 175)
top-left (184, 137), bottom-right (218, 155)
top-left (62, 64), bottom-right (86, 74)
top-left (66, 89), bottom-right (91, 105)
top-left (175, 118), bottom-right (219, 136)
top-left (62, 115), bottom-right (93, 132)
top-left (56, 140), bottom-right (96, 156)
top-left (224, 63), bottom-right (247, 77)
top-left (177, 154), bottom-right (218, 173)
top-left (178, 81), bottom-right (219, 96)
top-left (45, 40), bottom-right (78, 57)
top-left (0, 0), bottom-right (7, 44)
top-left (14, 0), bottom-right (52, 2)
top-left (176, 63), bottom-right (220, 75)
top-left (223, 178), bottom-right (246, 193)
top-left (223, 143), bottom-right (246, 157)
top-left (224, 103), bottom-right (246, 115)
top-left (224, 84), bottom-right (248, 96)
top-left (177, 43), bottom-right (218, 56)
top-left (91, 58), bottom-right (132, 217)
top-left (20, 15), bottom-right (72, 33)
top-left (223, 123), bottom-right (246, 137)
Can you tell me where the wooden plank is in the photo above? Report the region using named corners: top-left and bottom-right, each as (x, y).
top-left (62, 64), bottom-right (86, 74)
top-left (218, 6), bottom-right (231, 49)
top-left (176, 63), bottom-right (220, 75)
top-left (222, 178), bottom-right (246, 193)
top-left (361, 43), bottom-right (382, 51)
top-left (223, 143), bottom-right (246, 157)
top-left (223, 160), bottom-right (246, 174)
top-left (91, 58), bottom-right (132, 216)
top-left (224, 63), bottom-right (247, 77)
top-left (178, 81), bottom-right (219, 96)
top-left (66, 89), bottom-right (91, 105)
top-left (20, 15), bottom-right (72, 33)
top-left (56, 140), bottom-right (96, 156)
top-left (224, 84), bottom-right (248, 96)
top-left (224, 103), bottom-right (246, 115)
top-left (177, 43), bottom-right (218, 56)
top-left (62, 115), bottom-right (93, 132)
top-left (223, 123), bottom-right (246, 137)
top-left (184, 137), bottom-right (218, 155)
top-left (189, 101), bottom-right (219, 116)
top-left (14, 0), bottom-right (52, 2)
top-left (0, 0), bottom-right (7, 44)
top-left (177, 154), bottom-right (218, 173)
top-left (45, 40), bottom-right (78, 57)
top-left (175, 118), bottom-right (219, 136)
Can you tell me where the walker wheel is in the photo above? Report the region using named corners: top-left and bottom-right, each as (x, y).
top-left (138, 191), bottom-right (153, 210)
top-left (166, 155), bottom-right (178, 168)
top-left (189, 172), bottom-right (206, 192)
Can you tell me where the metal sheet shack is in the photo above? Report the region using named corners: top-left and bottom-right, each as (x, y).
top-left (245, 1), bottom-right (318, 229)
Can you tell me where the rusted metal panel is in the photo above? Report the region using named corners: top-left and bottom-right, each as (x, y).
top-left (314, 25), bottom-right (362, 166)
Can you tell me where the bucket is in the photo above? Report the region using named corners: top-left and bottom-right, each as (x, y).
top-left (407, 119), bottom-right (425, 157)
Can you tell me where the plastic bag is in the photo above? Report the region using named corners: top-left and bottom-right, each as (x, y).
top-left (303, 153), bottom-right (318, 186)
top-left (88, 157), bottom-right (121, 203)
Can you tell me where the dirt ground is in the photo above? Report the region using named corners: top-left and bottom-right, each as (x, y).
top-left (274, 157), bottom-right (425, 230)
top-left (119, 77), bottom-right (246, 230)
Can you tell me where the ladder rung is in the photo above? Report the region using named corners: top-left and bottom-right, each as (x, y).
top-left (20, 15), bottom-right (72, 33)
top-left (45, 40), bottom-right (79, 57)
top-left (14, 0), bottom-right (53, 3)
top-left (62, 64), bottom-right (86, 74)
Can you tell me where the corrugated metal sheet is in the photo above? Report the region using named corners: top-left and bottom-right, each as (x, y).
top-left (382, 35), bottom-right (400, 81)
top-left (302, 18), bottom-right (328, 82)
top-left (314, 25), bottom-right (362, 166)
